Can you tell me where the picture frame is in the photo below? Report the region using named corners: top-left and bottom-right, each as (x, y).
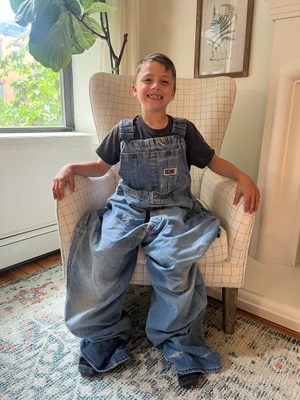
top-left (194, 0), bottom-right (254, 78)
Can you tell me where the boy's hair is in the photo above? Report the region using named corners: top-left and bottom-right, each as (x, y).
top-left (133, 53), bottom-right (177, 90)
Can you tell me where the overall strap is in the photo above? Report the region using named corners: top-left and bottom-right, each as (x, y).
top-left (120, 119), bottom-right (135, 140)
top-left (172, 118), bottom-right (187, 137)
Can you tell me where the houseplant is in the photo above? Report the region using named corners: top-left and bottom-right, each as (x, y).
top-left (9, 0), bottom-right (128, 73)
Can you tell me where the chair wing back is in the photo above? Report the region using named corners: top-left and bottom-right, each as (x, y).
top-left (89, 72), bottom-right (236, 154)
top-left (89, 73), bottom-right (140, 143)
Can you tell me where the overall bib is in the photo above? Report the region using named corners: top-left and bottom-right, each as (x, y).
top-left (65, 118), bottom-right (221, 375)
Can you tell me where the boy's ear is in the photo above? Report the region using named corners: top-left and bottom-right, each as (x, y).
top-left (169, 88), bottom-right (176, 102)
top-left (132, 84), bottom-right (137, 96)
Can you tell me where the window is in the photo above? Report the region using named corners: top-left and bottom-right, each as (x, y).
top-left (0, 0), bottom-right (74, 132)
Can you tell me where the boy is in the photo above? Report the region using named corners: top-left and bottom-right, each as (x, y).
top-left (53, 53), bottom-right (259, 390)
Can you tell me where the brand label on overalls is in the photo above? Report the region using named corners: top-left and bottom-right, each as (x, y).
top-left (164, 168), bottom-right (177, 176)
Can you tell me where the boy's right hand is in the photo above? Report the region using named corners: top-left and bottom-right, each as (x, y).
top-left (52, 164), bottom-right (75, 200)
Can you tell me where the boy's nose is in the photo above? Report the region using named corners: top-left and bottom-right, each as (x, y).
top-left (151, 81), bottom-right (160, 90)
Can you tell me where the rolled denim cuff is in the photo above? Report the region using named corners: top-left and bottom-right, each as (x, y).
top-left (81, 338), bottom-right (131, 372)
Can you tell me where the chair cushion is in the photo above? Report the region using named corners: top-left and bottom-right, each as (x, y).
top-left (201, 225), bottom-right (228, 263)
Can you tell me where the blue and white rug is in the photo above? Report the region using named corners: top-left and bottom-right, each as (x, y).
top-left (0, 264), bottom-right (299, 399)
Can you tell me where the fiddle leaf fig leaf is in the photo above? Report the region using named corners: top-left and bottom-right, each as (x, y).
top-left (79, 0), bottom-right (93, 8)
top-left (68, 14), bottom-right (85, 54)
top-left (29, 11), bottom-right (72, 71)
top-left (84, 2), bottom-right (116, 15)
top-left (29, 3), bottom-right (60, 44)
top-left (43, 13), bottom-right (73, 72)
top-left (70, 15), bottom-right (97, 51)
top-left (80, 0), bottom-right (113, 11)
top-left (9, 0), bottom-right (25, 13)
top-left (65, 0), bottom-right (82, 16)
top-left (82, 15), bottom-right (101, 35)
top-left (10, 0), bottom-right (121, 72)
top-left (14, 0), bottom-right (34, 27)
top-left (29, 41), bottom-right (50, 69)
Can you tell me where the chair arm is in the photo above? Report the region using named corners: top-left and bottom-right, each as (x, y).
top-left (200, 168), bottom-right (255, 265)
top-left (56, 169), bottom-right (117, 267)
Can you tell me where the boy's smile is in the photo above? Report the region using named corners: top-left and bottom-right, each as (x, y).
top-left (148, 94), bottom-right (163, 100)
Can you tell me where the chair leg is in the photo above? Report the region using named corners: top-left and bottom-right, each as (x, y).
top-left (222, 288), bottom-right (238, 334)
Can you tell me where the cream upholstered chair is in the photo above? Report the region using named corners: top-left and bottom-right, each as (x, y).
top-left (56, 72), bottom-right (255, 334)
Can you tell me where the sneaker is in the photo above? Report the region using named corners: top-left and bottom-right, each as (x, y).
top-left (177, 372), bottom-right (202, 389)
top-left (78, 356), bottom-right (98, 378)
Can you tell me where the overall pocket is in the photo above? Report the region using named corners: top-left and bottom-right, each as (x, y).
top-left (119, 147), bottom-right (181, 193)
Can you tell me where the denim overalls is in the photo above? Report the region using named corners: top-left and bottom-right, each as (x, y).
top-left (65, 118), bottom-right (221, 376)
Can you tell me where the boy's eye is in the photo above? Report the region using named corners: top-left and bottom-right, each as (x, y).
top-left (162, 80), bottom-right (169, 85)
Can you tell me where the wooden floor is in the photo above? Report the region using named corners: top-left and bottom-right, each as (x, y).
top-left (0, 252), bottom-right (62, 285)
top-left (1, 251), bottom-right (299, 340)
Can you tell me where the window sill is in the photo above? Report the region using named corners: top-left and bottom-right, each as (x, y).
top-left (0, 131), bottom-right (98, 148)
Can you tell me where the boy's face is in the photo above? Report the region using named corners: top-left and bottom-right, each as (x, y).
top-left (132, 61), bottom-right (176, 113)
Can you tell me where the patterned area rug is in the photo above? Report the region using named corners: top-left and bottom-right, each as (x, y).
top-left (0, 265), bottom-right (299, 400)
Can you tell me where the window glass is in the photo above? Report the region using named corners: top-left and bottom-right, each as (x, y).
top-left (0, 0), bottom-right (74, 131)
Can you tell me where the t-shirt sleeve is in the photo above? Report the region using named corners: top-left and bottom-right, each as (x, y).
top-left (95, 123), bottom-right (121, 165)
top-left (185, 120), bottom-right (215, 168)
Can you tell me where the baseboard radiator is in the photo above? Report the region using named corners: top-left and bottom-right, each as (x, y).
top-left (0, 223), bottom-right (59, 270)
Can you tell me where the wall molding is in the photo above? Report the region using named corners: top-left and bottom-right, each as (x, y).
top-left (207, 285), bottom-right (300, 334)
top-left (266, 0), bottom-right (300, 20)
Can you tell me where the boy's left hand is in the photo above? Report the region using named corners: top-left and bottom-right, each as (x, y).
top-left (233, 174), bottom-right (260, 214)
top-left (207, 155), bottom-right (260, 214)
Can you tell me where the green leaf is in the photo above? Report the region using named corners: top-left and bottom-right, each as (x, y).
top-left (70, 16), bottom-right (97, 51)
top-left (29, 41), bottom-right (50, 69)
top-left (65, 0), bottom-right (82, 16)
top-left (9, 0), bottom-right (25, 14)
top-left (68, 14), bottom-right (85, 54)
top-left (10, 0), bottom-right (121, 72)
top-left (29, 3), bottom-right (60, 44)
top-left (80, 0), bottom-right (101, 10)
top-left (79, 0), bottom-right (93, 8)
top-left (29, 3), bottom-right (59, 68)
top-left (84, 2), bottom-right (116, 15)
top-left (82, 15), bottom-right (101, 35)
top-left (14, 0), bottom-right (34, 27)
top-left (43, 13), bottom-right (73, 72)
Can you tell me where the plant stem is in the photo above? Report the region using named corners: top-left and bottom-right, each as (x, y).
top-left (64, 1), bottom-right (128, 74)
top-left (104, 13), bottom-right (114, 73)
top-left (99, 13), bottom-right (128, 74)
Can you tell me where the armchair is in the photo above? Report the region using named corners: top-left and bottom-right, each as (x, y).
top-left (56, 72), bottom-right (255, 334)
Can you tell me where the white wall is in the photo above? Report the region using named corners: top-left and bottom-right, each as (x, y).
top-left (0, 132), bottom-right (98, 268)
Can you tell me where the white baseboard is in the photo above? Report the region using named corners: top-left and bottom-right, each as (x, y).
top-left (207, 287), bottom-right (300, 334)
top-left (0, 224), bottom-right (59, 270)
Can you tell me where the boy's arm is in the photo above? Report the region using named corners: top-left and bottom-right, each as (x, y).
top-left (207, 154), bottom-right (260, 214)
top-left (52, 159), bottom-right (112, 201)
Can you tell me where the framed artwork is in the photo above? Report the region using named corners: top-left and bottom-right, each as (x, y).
top-left (194, 0), bottom-right (254, 78)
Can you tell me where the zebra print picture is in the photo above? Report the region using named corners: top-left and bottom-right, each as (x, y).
top-left (194, 0), bottom-right (254, 78)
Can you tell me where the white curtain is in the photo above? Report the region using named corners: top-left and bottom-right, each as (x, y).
top-left (99, 0), bottom-right (140, 75)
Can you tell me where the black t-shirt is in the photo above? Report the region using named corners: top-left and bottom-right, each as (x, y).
top-left (96, 115), bottom-right (215, 169)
